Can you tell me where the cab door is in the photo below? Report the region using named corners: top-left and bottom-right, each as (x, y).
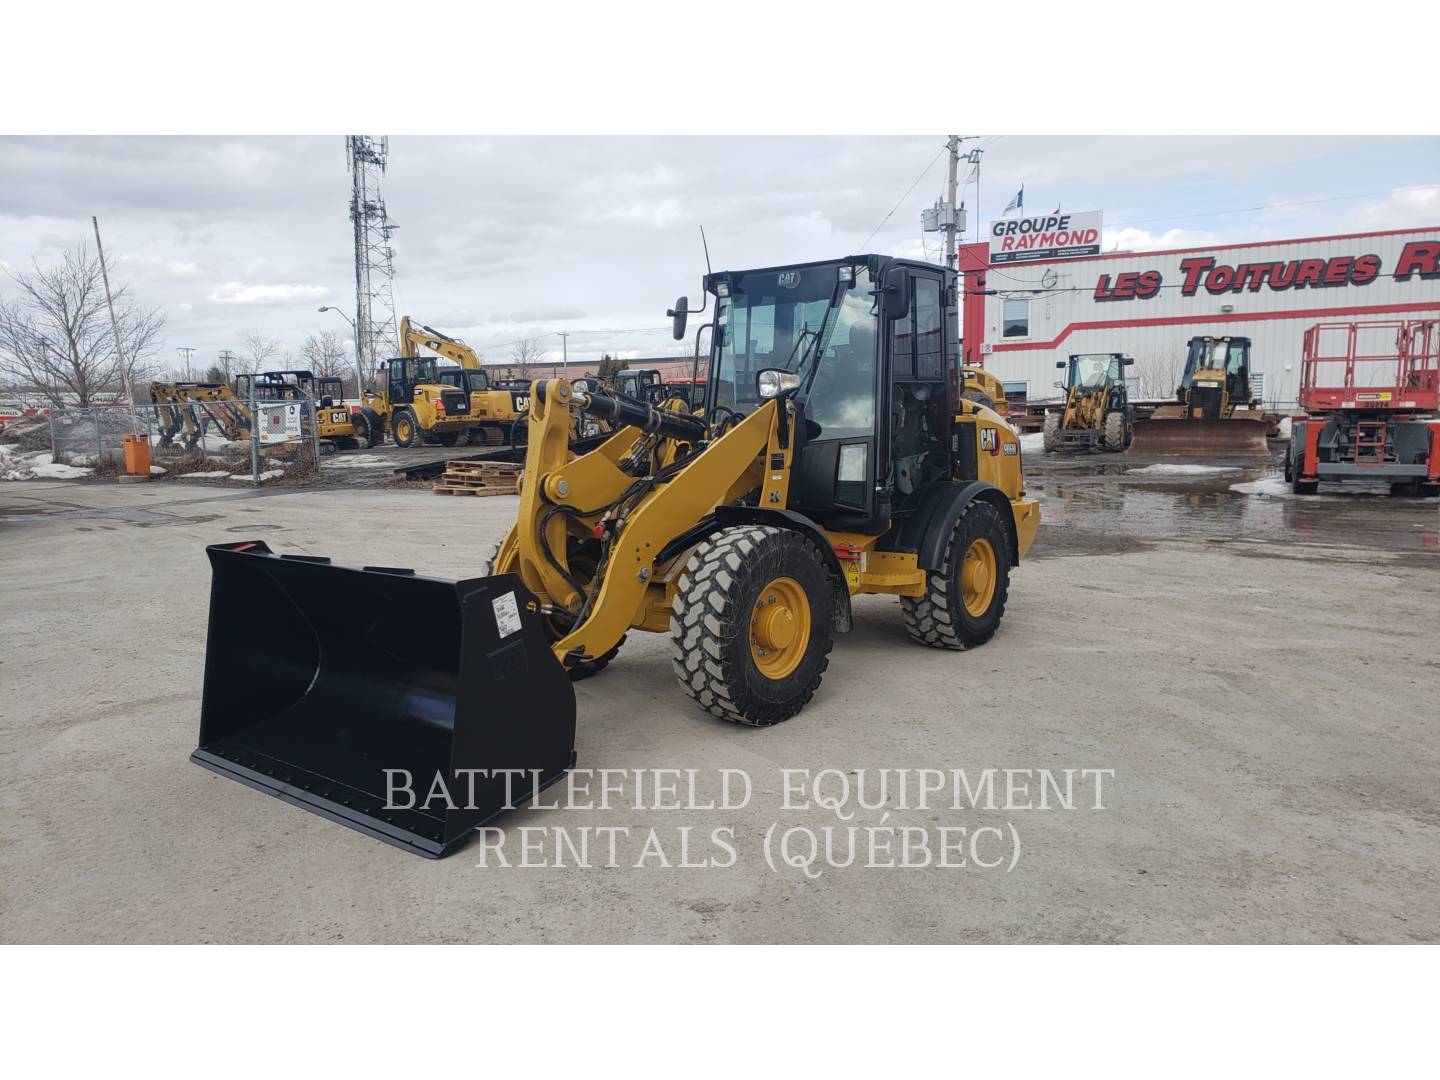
top-left (886, 269), bottom-right (950, 516)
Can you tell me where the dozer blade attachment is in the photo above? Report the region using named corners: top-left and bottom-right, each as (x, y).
top-left (1129, 415), bottom-right (1271, 456)
top-left (191, 541), bottom-right (576, 858)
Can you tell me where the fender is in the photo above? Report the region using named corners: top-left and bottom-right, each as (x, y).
top-left (659, 505), bottom-right (854, 632)
top-left (890, 480), bottom-right (1020, 571)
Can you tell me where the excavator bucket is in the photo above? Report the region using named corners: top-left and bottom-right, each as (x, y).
top-left (191, 541), bottom-right (576, 858)
top-left (1129, 414), bottom-right (1271, 456)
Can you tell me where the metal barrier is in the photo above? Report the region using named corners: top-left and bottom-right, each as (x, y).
top-left (48, 393), bottom-right (323, 483)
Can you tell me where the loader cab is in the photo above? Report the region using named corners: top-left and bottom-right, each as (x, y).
top-left (382, 356), bottom-right (440, 403)
top-left (1060, 353), bottom-right (1133, 407)
top-left (703, 255), bottom-right (957, 533)
top-left (1180, 336), bottom-right (1252, 411)
top-left (614, 368), bottom-right (666, 404)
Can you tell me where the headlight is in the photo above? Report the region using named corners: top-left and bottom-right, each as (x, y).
top-left (756, 369), bottom-right (801, 399)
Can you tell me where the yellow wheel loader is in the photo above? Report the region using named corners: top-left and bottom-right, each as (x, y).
top-left (1042, 353), bottom-right (1135, 453)
top-left (191, 255), bottom-right (1039, 857)
top-left (1131, 335), bottom-right (1271, 454)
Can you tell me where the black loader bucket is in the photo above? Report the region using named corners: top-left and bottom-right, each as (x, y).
top-left (191, 542), bottom-right (576, 858)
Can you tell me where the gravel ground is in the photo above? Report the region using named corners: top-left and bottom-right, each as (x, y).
top-left (1, 465), bottom-right (1436, 943)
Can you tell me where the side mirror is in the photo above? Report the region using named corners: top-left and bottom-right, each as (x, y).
top-left (1054, 381), bottom-right (1065, 390)
top-left (1121, 357), bottom-right (1135, 366)
top-left (668, 297), bottom-right (689, 341)
top-left (756, 368), bottom-right (801, 400)
top-left (881, 266), bottom-right (910, 321)
top-left (1055, 361), bottom-right (1066, 369)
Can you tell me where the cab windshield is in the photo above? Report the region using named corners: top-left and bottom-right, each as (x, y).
top-left (1071, 354), bottom-right (1118, 390)
top-left (1186, 339), bottom-right (1247, 381)
top-left (712, 263), bottom-right (876, 437)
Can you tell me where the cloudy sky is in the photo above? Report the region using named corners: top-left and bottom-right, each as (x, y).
top-left (1, 135), bottom-right (1436, 373)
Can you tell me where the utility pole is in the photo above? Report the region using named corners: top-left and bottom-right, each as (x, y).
top-left (943, 135), bottom-right (961, 269)
top-left (218, 350), bottom-right (238, 381)
top-left (176, 347), bottom-right (196, 380)
top-left (558, 332), bottom-right (569, 380)
top-left (91, 217), bottom-right (136, 429)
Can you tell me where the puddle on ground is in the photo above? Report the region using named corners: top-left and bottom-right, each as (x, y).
top-left (1028, 445), bottom-right (1440, 556)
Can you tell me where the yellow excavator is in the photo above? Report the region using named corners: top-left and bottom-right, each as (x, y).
top-left (1131, 335), bottom-right (1271, 454)
top-left (190, 255), bottom-right (1039, 857)
top-left (356, 318), bottom-right (530, 447)
top-left (151, 381), bottom-right (252, 448)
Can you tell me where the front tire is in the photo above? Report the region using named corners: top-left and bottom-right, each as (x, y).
top-left (1042, 411), bottom-right (1060, 453)
top-left (393, 408), bottom-right (421, 448)
top-left (901, 500), bottom-right (1011, 650)
top-left (670, 525), bottom-right (834, 726)
top-left (1102, 410), bottom-right (1127, 452)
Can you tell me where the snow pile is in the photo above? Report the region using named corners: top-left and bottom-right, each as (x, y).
top-left (1276, 415), bottom-right (1293, 439)
top-left (1231, 476), bottom-right (1300, 497)
top-left (1128, 463), bottom-right (1241, 476)
top-left (150, 465), bottom-right (167, 475)
top-left (0, 446), bottom-right (93, 480)
top-left (182, 470), bottom-right (231, 479)
top-left (228, 469), bottom-right (285, 482)
top-left (323, 454), bottom-right (390, 470)
top-left (1019, 432), bottom-right (1046, 453)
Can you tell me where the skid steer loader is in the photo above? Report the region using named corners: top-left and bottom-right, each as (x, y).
top-left (1042, 353), bottom-right (1134, 453)
top-left (191, 255), bottom-right (1039, 857)
top-left (1131, 336), bottom-right (1271, 454)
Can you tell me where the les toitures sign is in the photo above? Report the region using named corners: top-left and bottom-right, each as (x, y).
top-left (990, 210), bottom-right (1102, 264)
top-left (1093, 240), bottom-right (1440, 301)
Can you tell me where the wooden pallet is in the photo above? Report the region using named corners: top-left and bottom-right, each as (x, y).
top-left (432, 459), bottom-right (520, 496)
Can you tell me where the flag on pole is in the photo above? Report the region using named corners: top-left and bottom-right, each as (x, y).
top-left (1003, 183), bottom-right (1024, 215)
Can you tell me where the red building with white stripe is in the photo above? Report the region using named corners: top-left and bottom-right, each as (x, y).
top-left (959, 225), bottom-right (1440, 406)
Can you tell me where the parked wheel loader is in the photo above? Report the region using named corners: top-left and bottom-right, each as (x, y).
top-left (1042, 353), bottom-right (1134, 453)
top-left (191, 255), bottom-right (1039, 857)
top-left (1130, 335), bottom-right (1271, 454)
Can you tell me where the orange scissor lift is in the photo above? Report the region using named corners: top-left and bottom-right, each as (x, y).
top-left (1287, 319), bottom-right (1440, 497)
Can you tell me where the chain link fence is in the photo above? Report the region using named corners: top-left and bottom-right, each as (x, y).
top-left (47, 392), bottom-right (324, 483)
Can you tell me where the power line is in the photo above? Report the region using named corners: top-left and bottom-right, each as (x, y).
top-left (862, 144), bottom-right (950, 250)
top-left (1105, 184), bottom-right (1438, 232)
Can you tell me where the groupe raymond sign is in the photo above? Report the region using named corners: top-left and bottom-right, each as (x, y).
top-left (989, 210), bottom-right (1102, 264)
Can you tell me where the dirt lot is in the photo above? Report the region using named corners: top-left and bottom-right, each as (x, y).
top-left (1, 452), bottom-right (1437, 943)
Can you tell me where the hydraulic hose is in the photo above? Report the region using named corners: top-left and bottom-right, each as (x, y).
top-left (537, 381), bottom-right (707, 442)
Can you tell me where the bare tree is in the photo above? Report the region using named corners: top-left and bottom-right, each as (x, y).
top-left (301, 330), bottom-right (350, 378)
top-left (0, 241), bottom-right (165, 407)
top-left (240, 330), bottom-right (281, 374)
top-left (510, 337), bottom-right (546, 373)
top-left (1133, 352), bottom-right (1186, 400)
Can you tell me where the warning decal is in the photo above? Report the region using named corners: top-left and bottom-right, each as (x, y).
top-left (492, 591), bottom-right (522, 638)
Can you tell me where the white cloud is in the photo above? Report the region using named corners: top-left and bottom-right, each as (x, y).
top-left (209, 282), bottom-right (329, 305)
top-left (1351, 185), bottom-right (1440, 229)
top-left (1104, 226), bottom-right (1224, 253)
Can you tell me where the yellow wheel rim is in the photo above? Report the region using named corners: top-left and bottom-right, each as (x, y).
top-left (395, 416), bottom-right (412, 442)
top-left (961, 538), bottom-right (997, 618)
top-left (749, 576), bottom-right (810, 679)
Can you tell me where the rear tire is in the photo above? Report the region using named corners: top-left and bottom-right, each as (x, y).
top-left (962, 389), bottom-right (996, 410)
top-left (901, 500), bottom-right (1011, 650)
top-left (1102, 410), bottom-right (1126, 452)
top-left (1042, 411), bottom-right (1060, 453)
top-left (393, 408), bottom-right (421, 448)
top-left (1289, 444), bottom-right (1318, 494)
top-left (670, 525), bottom-right (834, 726)
top-left (436, 431), bottom-right (460, 448)
top-left (355, 408), bottom-right (382, 448)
